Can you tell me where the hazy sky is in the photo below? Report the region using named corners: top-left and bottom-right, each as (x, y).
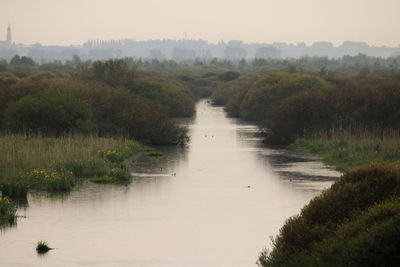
top-left (1, 0), bottom-right (399, 47)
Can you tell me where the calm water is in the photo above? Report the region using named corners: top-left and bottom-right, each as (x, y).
top-left (0, 100), bottom-right (340, 267)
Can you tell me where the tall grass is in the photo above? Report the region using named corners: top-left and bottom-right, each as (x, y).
top-left (0, 134), bottom-right (145, 184)
top-left (0, 197), bottom-right (17, 225)
top-left (291, 130), bottom-right (400, 172)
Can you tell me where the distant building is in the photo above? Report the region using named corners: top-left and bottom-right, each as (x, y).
top-left (0, 24), bottom-right (12, 47)
top-left (7, 24), bottom-right (11, 44)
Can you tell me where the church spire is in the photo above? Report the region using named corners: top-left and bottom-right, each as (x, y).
top-left (7, 23), bottom-right (11, 44)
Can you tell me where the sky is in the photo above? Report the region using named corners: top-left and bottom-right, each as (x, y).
top-left (0, 0), bottom-right (399, 47)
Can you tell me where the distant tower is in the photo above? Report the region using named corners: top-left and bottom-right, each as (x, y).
top-left (6, 24), bottom-right (11, 44)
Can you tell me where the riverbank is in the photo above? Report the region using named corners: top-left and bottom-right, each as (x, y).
top-left (0, 134), bottom-right (158, 195)
top-left (290, 134), bottom-right (400, 172)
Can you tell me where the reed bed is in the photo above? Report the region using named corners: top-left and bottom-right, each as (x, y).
top-left (291, 130), bottom-right (400, 172)
top-left (0, 134), bottom-right (143, 183)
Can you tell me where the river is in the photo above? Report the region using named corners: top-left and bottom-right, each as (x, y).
top-left (0, 99), bottom-right (340, 267)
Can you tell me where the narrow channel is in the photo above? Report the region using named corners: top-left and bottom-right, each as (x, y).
top-left (0, 99), bottom-right (339, 267)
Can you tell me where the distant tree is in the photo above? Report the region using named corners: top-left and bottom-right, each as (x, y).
top-left (71, 54), bottom-right (82, 67)
top-left (9, 54), bottom-right (21, 65)
top-left (318, 66), bottom-right (327, 76)
top-left (239, 58), bottom-right (248, 68)
top-left (90, 59), bottom-right (135, 87)
top-left (0, 60), bottom-right (7, 72)
top-left (9, 54), bottom-right (35, 67)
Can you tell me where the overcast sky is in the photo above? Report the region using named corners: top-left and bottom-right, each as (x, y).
top-left (0, 0), bottom-right (399, 47)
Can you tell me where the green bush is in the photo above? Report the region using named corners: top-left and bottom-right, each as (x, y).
top-left (308, 198), bottom-right (400, 267)
top-left (218, 71), bottom-right (240, 81)
top-left (4, 90), bottom-right (95, 135)
top-left (128, 79), bottom-right (194, 117)
top-left (36, 240), bottom-right (52, 254)
top-left (227, 72), bottom-right (328, 121)
top-left (268, 77), bottom-right (400, 143)
top-left (68, 81), bottom-right (188, 145)
top-left (259, 162), bottom-right (400, 267)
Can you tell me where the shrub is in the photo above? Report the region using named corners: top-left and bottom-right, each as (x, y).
top-left (68, 81), bottom-right (189, 145)
top-left (227, 72), bottom-right (328, 121)
top-left (4, 90), bottom-right (95, 135)
top-left (308, 198), bottom-right (400, 267)
top-left (218, 71), bottom-right (240, 81)
top-left (259, 162), bottom-right (400, 267)
top-left (36, 240), bottom-right (51, 254)
top-left (268, 78), bottom-right (400, 143)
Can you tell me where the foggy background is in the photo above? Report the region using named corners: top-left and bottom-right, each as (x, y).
top-left (1, 0), bottom-right (399, 47)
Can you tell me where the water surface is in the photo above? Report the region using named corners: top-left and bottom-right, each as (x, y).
top-left (0, 100), bottom-right (340, 267)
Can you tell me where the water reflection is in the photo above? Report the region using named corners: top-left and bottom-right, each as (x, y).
top-left (0, 99), bottom-right (339, 267)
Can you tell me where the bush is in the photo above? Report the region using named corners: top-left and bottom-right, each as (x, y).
top-left (259, 162), bottom-right (400, 267)
top-left (308, 198), bottom-right (400, 267)
top-left (36, 240), bottom-right (52, 254)
top-left (68, 80), bottom-right (189, 145)
top-left (218, 71), bottom-right (240, 81)
top-left (227, 72), bottom-right (328, 121)
top-left (4, 90), bottom-right (95, 135)
top-left (128, 80), bottom-right (194, 117)
top-left (268, 77), bottom-right (400, 143)
top-left (0, 72), bottom-right (19, 88)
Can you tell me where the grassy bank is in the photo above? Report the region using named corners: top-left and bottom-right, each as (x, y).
top-left (0, 134), bottom-right (154, 193)
top-left (290, 133), bottom-right (400, 172)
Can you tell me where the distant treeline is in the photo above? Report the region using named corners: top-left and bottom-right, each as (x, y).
top-left (2, 53), bottom-right (400, 76)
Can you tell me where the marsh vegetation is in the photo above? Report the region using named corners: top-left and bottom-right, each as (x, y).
top-left (1, 54), bottom-right (400, 265)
